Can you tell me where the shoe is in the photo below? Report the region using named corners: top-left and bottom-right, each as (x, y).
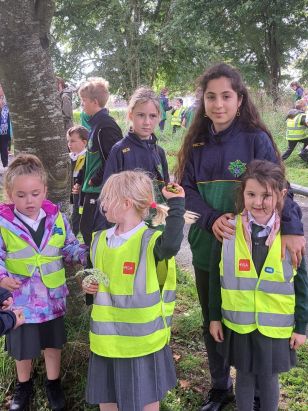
top-left (199, 387), bottom-right (235, 411)
top-left (45, 378), bottom-right (65, 410)
top-left (299, 152), bottom-right (308, 162)
top-left (9, 379), bottom-right (33, 411)
top-left (253, 396), bottom-right (260, 411)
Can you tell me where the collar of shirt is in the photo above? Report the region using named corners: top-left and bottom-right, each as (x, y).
top-left (247, 211), bottom-right (275, 237)
top-left (106, 221), bottom-right (146, 248)
top-left (69, 149), bottom-right (87, 162)
top-left (14, 208), bottom-right (46, 232)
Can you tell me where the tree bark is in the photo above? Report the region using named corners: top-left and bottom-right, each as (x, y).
top-left (0, 0), bottom-right (70, 211)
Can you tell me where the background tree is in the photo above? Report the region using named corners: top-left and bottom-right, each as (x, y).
top-left (53, 0), bottom-right (218, 96)
top-left (198, 0), bottom-right (308, 102)
top-left (0, 0), bottom-right (70, 208)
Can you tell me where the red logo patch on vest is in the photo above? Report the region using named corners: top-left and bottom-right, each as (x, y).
top-left (239, 259), bottom-right (250, 271)
top-left (123, 262), bottom-right (135, 275)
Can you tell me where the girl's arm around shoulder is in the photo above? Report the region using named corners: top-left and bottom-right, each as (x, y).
top-left (61, 213), bottom-right (88, 266)
top-left (154, 186), bottom-right (186, 261)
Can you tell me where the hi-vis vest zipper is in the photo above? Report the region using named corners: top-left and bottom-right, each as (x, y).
top-left (90, 226), bottom-right (176, 358)
top-left (0, 213), bottom-right (66, 288)
top-left (220, 216), bottom-right (296, 339)
top-left (286, 114), bottom-right (307, 141)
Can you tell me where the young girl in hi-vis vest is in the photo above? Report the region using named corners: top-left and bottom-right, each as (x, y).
top-left (210, 160), bottom-right (308, 411)
top-left (0, 154), bottom-right (87, 411)
top-left (83, 170), bottom-right (198, 411)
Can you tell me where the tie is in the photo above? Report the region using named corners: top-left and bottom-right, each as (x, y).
top-left (251, 223), bottom-right (264, 238)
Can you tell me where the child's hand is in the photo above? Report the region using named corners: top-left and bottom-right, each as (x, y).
top-left (0, 277), bottom-right (21, 292)
top-left (210, 321), bottom-right (224, 342)
top-left (82, 278), bottom-right (99, 294)
top-left (13, 309), bottom-right (25, 329)
top-left (281, 235), bottom-right (306, 268)
top-left (1, 297), bottom-right (13, 310)
top-left (290, 332), bottom-right (306, 350)
top-left (162, 183), bottom-right (185, 199)
top-left (212, 213), bottom-right (235, 242)
top-left (72, 183), bottom-right (80, 194)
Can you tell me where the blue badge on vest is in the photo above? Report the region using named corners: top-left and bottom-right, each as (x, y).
top-left (53, 225), bottom-right (63, 235)
top-left (264, 266), bottom-right (274, 274)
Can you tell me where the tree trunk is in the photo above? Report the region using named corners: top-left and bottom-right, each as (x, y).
top-left (0, 0), bottom-right (71, 211)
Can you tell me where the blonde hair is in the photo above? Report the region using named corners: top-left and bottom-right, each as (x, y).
top-left (78, 77), bottom-right (110, 107)
top-left (4, 153), bottom-right (47, 197)
top-left (127, 87), bottom-right (161, 119)
top-left (100, 170), bottom-right (199, 226)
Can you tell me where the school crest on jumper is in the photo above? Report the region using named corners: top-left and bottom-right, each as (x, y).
top-left (228, 160), bottom-right (246, 178)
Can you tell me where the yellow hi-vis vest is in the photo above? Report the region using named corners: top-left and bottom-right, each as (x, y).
top-left (171, 107), bottom-right (185, 126)
top-left (0, 213), bottom-right (66, 288)
top-left (90, 226), bottom-right (176, 358)
top-left (286, 114), bottom-right (307, 141)
top-left (220, 216), bottom-right (296, 339)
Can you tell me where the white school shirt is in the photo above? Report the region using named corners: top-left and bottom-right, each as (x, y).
top-left (14, 208), bottom-right (46, 232)
top-left (247, 211), bottom-right (275, 238)
top-left (106, 221), bottom-right (146, 248)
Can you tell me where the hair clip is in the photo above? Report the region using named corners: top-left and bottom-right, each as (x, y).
top-left (150, 202), bottom-right (157, 209)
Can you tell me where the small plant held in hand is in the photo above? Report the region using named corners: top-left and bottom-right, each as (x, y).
top-left (166, 183), bottom-right (181, 194)
top-left (75, 268), bottom-right (110, 288)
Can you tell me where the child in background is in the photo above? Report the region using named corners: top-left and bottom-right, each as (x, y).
top-left (175, 63), bottom-right (305, 411)
top-left (76, 77), bottom-right (122, 246)
top-left (171, 98), bottom-right (185, 134)
top-left (159, 87), bottom-right (172, 131)
top-left (83, 170), bottom-right (197, 411)
top-left (67, 125), bottom-right (89, 236)
top-left (0, 154), bottom-right (87, 411)
top-left (290, 81), bottom-right (304, 103)
top-left (0, 89), bottom-right (11, 171)
top-left (93, 86), bottom-right (169, 231)
top-left (210, 160), bottom-right (308, 411)
top-left (282, 99), bottom-right (308, 161)
top-left (0, 286), bottom-right (24, 336)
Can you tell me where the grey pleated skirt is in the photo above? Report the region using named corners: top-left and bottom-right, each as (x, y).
top-left (217, 325), bottom-right (297, 375)
top-left (86, 344), bottom-right (177, 411)
top-left (6, 316), bottom-right (67, 361)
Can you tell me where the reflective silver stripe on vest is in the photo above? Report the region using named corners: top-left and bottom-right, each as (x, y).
top-left (91, 231), bottom-right (101, 263)
top-left (163, 290), bottom-right (176, 303)
top-left (258, 280), bottom-right (294, 295)
top-left (221, 234), bottom-right (258, 290)
top-left (258, 312), bottom-right (294, 327)
top-left (95, 290), bottom-right (161, 308)
top-left (6, 247), bottom-right (37, 259)
top-left (7, 244), bottom-right (62, 260)
top-left (282, 258), bottom-right (294, 282)
top-left (222, 309), bottom-right (255, 325)
top-left (42, 245), bottom-right (62, 257)
top-left (93, 229), bottom-right (163, 309)
top-left (91, 316), bottom-right (165, 336)
top-left (40, 259), bottom-right (64, 275)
